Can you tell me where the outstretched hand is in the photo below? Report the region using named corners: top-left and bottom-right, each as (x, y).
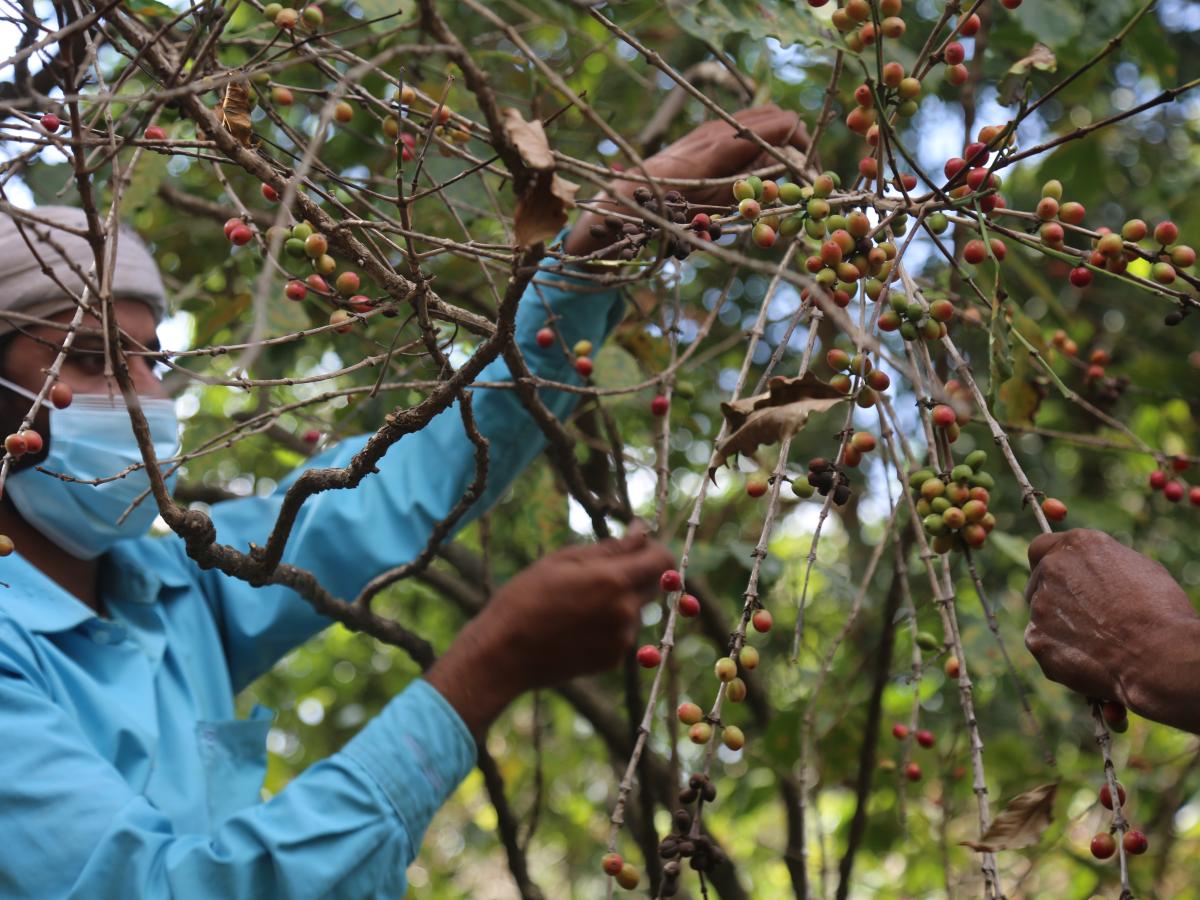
top-left (565, 105), bottom-right (809, 256)
top-left (426, 524), bottom-right (675, 737)
top-left (1023, 528), bottom-right (1200, 733)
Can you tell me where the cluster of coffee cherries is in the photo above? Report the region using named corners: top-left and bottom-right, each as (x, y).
top-left (660, 775), bottom-right (727, 888)
top-left (1089, 701), bottom-right (1149, 860)
top-left (889, 722), bottom-right (937, 783)
top-left (223, 217), bottom-right (379, 333)
top-left (825, 347), bottom-right (891, 407)
top-left (908, 449), bottom-right (1001, 553)
top-left (1148, 457), bottom-right (1200, 506)
top-left (0, 382), bottom-right (74, 558)
top-left (798, 456), bottom-right (853, 506)
top-left (731, 174), bottom-right (807, 250)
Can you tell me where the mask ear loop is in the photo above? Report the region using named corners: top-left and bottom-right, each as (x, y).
top-left (0, 375), bottom-right (50, 409)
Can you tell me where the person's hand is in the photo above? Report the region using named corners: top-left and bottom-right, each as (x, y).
top-left (565, 105), bottom-right (809, 256)
top-left (426, 525), bottom-right (675, 737)
top-left (1024, 528), bottom-right (1200, 732)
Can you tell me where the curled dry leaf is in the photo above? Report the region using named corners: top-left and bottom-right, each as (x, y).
top-left (502, 107), bottom-right (579, 247)
top-left (960, 782), bottom-right (1057, 853)
top-left (713, 372), bottom-right (845, 474)
top-left (216, 80), bottom-right (255, 149)
top-left (998, 42), bottom-right (1057, 107)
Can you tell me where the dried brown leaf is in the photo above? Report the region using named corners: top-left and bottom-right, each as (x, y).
top-left (714, 373), bottom-right (845, 471)
top-left (960, 783), bottom-right (1057, 853)
top-left (216, 81), bottom-right (255, 149)
top-left (502, 107), bottom-right (555, 172)
top-left (514, 172), bottom-right (578, 248)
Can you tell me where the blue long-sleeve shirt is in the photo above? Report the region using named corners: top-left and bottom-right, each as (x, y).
top-left (0, 256), bottom-right (623, 899)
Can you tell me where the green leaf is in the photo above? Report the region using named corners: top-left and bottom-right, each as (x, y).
top-left (1010, 2), bottom-right (1085, 49)
top-left (354, 0), bottom-right (417, 33)
top-left (664, 0), bottom-right (828, 49)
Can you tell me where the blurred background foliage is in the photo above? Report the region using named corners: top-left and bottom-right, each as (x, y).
top-left (10, 0), bottom-right (1200, 896)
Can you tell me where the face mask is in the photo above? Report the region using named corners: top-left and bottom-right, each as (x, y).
top-left (0, 377), bottom-right (180, 559)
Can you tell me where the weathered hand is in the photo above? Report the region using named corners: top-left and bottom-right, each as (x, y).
top-left (1024, 528), bottom-right (1200, 732)
top-left (565, 105), bottom-right (809, 256)
top-left (426, 525), bottom-right (675, 736)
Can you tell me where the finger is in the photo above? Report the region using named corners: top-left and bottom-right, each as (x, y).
top-left (1023, 566), bottom-right (1044, 608)
top-left (612, 541), bottom-right (677, 593)
top-left (1028, 530), bottom-right (1071, 569)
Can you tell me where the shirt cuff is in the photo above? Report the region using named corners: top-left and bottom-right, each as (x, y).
top-left (340, 679), bottom-right (477, 844)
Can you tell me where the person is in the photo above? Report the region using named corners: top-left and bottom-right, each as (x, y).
top-left (1024, 529), bottom-right (1200, 734)
top-left (0, 106), bottom-right (809, 898)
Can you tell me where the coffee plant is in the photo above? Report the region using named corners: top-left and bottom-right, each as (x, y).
top-left (2, 0), bottom-right (1199, 897)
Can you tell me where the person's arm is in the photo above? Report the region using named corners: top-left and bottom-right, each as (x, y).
top-left (187, 248), bottom-right (624, 692)
top-left (0, 529), bottom-right (673, 898)
top-left (1023, 528), bottom-right (1200, 733)
top-left (0, 623), bottom-right (472, 900)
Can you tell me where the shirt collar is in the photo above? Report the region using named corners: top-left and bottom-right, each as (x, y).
top-left (0, 538), bottom-right (189, 633)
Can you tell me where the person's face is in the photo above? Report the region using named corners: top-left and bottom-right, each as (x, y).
top-left (2, 298), bottom-right (165, 399)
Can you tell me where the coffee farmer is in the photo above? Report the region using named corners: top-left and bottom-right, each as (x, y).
top-left (0, 106), bottom-right (808, 898)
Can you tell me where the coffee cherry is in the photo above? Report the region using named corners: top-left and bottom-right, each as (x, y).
top-left (722, 725), bottom-right (745, 751)
top-left (1099, 782), bottom-right (1126, 810)
top-left (40, 113), bottom-right (61, 133)
top-left (739, 646), bottom-right (760, 670)
top-left (746, 475), bottom-right (769, 498)
top-left (678, 703), bottom-right (704, 726)
top-left (229, 224), bottom-right (253, 246)
top-left (850, 431), bottom-right (876, 453)
top-left (1190, 486), bottom-right (1200, 507)
top-left (710, 679), bottom-right (741, 709)
top-left (302, 429), bottom-right (321, 445)
top-left (4, 433), bottom-right (27, 457)
top-left (271, 85), bottom-right (294, 106)
top-left (891, 723), bottom-right (909, 740)
top-left (945, 64), bottom-right (969, 86)
top-left (1154, 220), bottom-right (1179, 245)
top-left (20, 430), bottom-right (42, 454)
top-left (738, 198), bottom-right (761, 220)
top-left (1102, 700), bottom-right (1129, 731)
top-left (329, 310), bottom-right (353, 333)
top-left (574, 356), bottom-right (594, 378)
top-left (660, 569), bottom-right (683, 593)
top-left (650, 394), bottom-right (670, 417)
top-left (274, 6), bottom-right (299, 28)
top-left (1090, 832), bottom-right (1117, 860)
top-left (49, 382), bottom-right (73, 409)
top-left (143, 125), bottom-right (166, 141)
top-left (1171, 245), bottom-right (1196, 268)
top-left (572, 339), bottom-right (593, 357)
top-left (689, 722), bottom-right (713, 744)
top-left (904, 762), bottom-right (922, 782)
top-left (332, 101), bottom-right (354, 124)
top-left (944, 657), bottom-right (961, 678)
top-left (932, 405), bottom-right (957, 428)
top-left (1069, 266), bottom-right (1093, 288)
top-left (1042, 498), bottom-right (1068, 522)
top-left (713, 657), bottom-right (737, 683)
top-left (535, 327), bottom-right (554, 348)
top-left (1059, 201), bottom-right (1086, 225)
top-left (959, 12), bottom-right (981, 35)
top-left (1123, 830), bottom-right (1148, 855)
top-left (0, 535), bottom-right (13, 557)
top-left (678, 593), bottom-right (700, 617)
top-left (602, 853), bottom-right (624, 876)
top-left (963, 240), bottom-right (986, 265)
top-left (332, 271), bottom-right (359, 297)
top-left (752, 222), bottom-right (777, 249)
top-left (944, 42), bottom-right (966, 65)
top-left (916, 729), bottom-right (935, 748)
top-left (616, 862), bottom-right (640, 890)
top-left (1165, 481), bottom-right (1185, 502)
top-left (751, 609), bottom-right (773, 633)
top-left (636, 644), bottom-right (662, 668)
top-left (283, 280), bottom-right (307, 302)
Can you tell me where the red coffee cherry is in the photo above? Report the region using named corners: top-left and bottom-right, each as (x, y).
top-left (891, 723), bottom-right (909, 740)
top-left (1123, 830), bottom-right (1148, 855)
top-left (636, 645), bottom-right (662, 668)
top-left (1090, 832), bottom-right (1116, 860)
top-left (1099, 782), bottom-right (1126, 810)
top-left (916, 729), bottom-right (935, 748)
top-left (660, 569), bottom-right (683, 593)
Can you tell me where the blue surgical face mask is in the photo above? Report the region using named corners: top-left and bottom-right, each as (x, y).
top-left (0, 377), bottom-right (180, 559)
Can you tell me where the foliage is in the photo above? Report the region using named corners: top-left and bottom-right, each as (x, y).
top-left (3, 0), bottom-right (1200, 898)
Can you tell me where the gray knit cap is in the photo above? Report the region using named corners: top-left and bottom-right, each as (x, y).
top-left (0, 205), bottom-right (167, 338)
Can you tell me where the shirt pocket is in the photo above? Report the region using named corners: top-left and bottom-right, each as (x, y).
top-left (196, 703), bottom-right (275, 829)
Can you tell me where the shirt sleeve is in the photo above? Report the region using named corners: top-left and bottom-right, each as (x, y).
top-left (191, 249), bottom-right (625, 691)
top-left (0, 629), bottom-right (476, 900)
